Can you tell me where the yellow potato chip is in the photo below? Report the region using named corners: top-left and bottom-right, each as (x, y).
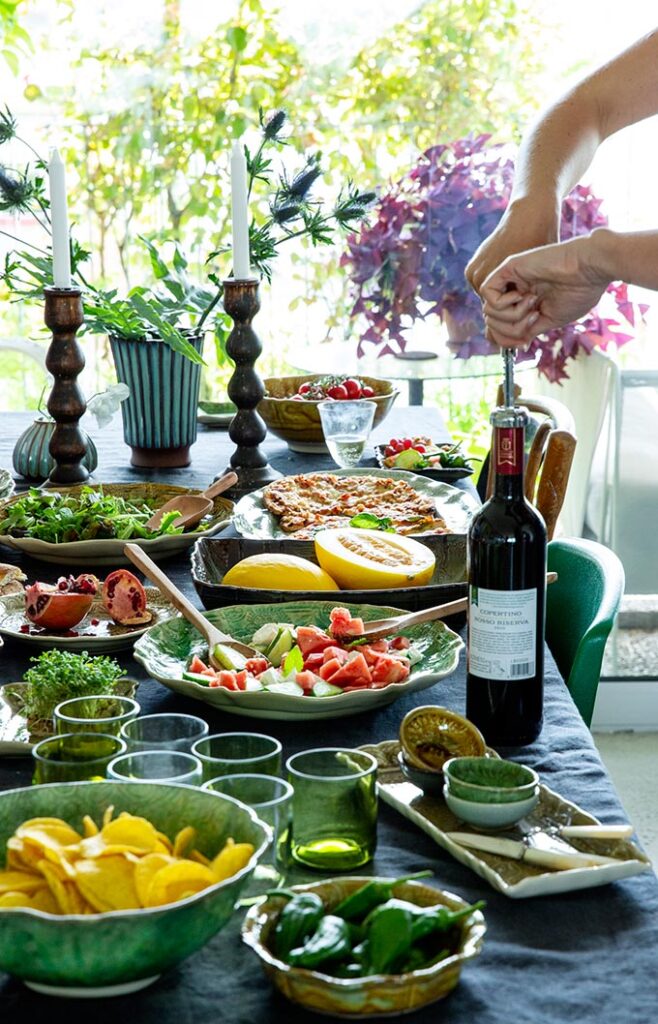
top-left (210, 839), bottom-right (254, 882)
top-left (155, 831), bottom-right (173, 853)
top-left (102, 806), bottom-right (115, 828)
top-left (173, 826), bottom-right (196, 859)
top-left (144, 861), bottom-right (217, 908)
top-left (188, 848), bottom-right (211, 867)
top-left (82, 815), bottom-right (99, 838)
top-left (38, 860), bottom-right (78, 915)
top-left (0, 892), bottom-right (37, 908)
top-left (6, 836), bottom-right (46, 872)
top-left (0, 870), bottom-right (47, 894)
top-left (74, 856), bottom-right (141, 912)
top-left (26, 887), bottom-right (61, 915)
top-left (133, 853), bottom-right (176, 907)
top-left (100, 815), bottom-right (167, 854)
top-left (17, 821), bottom-right (81, 848)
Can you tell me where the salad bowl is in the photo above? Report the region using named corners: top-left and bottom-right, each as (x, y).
top-left (0, 483), bottom-right (233, 565)
top-left (133, 600), bottom-right (464, 721)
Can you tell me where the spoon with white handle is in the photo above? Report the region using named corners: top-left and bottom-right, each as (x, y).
top-left (123, 542), bottom-right (262, 667)
top-left (354, 572), bottom-right (558, 642)
top-left (144, 471), bottom-right (237, 532)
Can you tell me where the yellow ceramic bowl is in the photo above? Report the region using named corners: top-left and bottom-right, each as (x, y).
top-left (241, 876), bottom-right (486, 1017)
top-left (259, 375), bottom-right (399, 453)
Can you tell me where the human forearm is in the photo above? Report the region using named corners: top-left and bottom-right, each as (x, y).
top-left (591, 228), bottom-right (658, 291)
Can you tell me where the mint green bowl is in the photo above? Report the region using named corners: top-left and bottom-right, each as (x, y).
top-left (0, 781), bottom-right (271, 997)
top-left (443, 757), bottom-right (539, 804)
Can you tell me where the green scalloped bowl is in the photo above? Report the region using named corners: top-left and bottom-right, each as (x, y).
top-left (133, 601), bottom-right (464, 721)
top-left (0, 781), bottom-right (270, 996)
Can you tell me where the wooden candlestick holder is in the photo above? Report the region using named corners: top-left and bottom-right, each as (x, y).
top-left (44, 286), bottom-right (89, 485)
top-left (220, 278), bottom-right (281, 498)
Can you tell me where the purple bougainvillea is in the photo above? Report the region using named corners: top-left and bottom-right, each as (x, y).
top-left (341, 134), bottom-right (648, 383)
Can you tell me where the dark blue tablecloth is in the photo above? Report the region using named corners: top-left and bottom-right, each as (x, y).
top-left (0, 409), bottom-right (656, 1024)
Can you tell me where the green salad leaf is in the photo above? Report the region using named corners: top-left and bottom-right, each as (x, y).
top-left (0, 487), bottom-right (189, 543)
top-left (282, 644), bottom-right (304, 677)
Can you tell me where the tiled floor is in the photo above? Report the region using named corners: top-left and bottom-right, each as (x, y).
top-left (594, 732), bottom-right (658, 865)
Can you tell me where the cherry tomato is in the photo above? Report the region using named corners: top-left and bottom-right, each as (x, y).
top-left (344, 378), bottom-right (362, 399)
top-left (327, 384), bottom-right (349, 400)
top-left (361, 385), bottom-right (375, 398)
top-left (403, 438), bottom-right (413, 450)
top-left (298, 382), bottom-right (312, 395)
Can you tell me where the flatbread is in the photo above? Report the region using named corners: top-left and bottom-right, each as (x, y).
top-left (0, 563), bottom-right (26, 596)
top-left (262, 473), bottom-right (449, 538)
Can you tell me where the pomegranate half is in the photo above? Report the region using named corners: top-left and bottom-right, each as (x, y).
top-left (102, 569), bottom-right (152, 626)
top-left (25, 574), bottom-right (99, 630)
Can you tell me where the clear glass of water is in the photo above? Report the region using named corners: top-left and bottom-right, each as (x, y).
top-left (107, 750), bottom-right (203, 785)
top-left (318, 399), bottom-right (376, 468)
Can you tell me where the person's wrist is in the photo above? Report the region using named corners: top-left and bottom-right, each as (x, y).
top-left (505, 194), bottom-right (560, 241)
top-left (588, 227), bottom-right (618, 285)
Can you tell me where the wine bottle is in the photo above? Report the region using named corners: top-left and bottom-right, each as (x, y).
top-left (466, 406), bottom-right (547, 746)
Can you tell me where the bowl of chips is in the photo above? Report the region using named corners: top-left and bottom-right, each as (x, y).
top-left (0, 780), bottom-right (271, 997)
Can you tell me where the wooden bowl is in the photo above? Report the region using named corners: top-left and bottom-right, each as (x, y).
top-left (259, 375), bottom-right (398, 453)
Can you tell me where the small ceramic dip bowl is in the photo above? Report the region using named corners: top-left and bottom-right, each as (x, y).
top-left (396, 750), bottom-right (445, 795)
top-left (443, 785), bottom-right (540, 831)
top-left (399, 706), bottom-right (486, 774)
top-left (443, 757), bottom-right (539, 804)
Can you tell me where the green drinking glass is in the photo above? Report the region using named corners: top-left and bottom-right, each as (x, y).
top-left (32, 732), bottom-right (127, 785)
top-left (202, 773), bottom-right (293, 901)
top-left (53, 695), bottom-right (140, 736)
top-left (106, 750), bottom-right (203, 785)
top-left (286, 747), bottom-right (378, 871)
top-left (192, 732), bottom-right (282, 783)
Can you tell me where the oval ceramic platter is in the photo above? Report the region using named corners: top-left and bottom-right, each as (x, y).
top-left (232, 467), bottom-right (479, 541)
top-left (0, 589), bottom-right (174, 653)
top-left (133, 600), bottom-right (464, 721)
top-left (0, 483), bottom-right (233, 565)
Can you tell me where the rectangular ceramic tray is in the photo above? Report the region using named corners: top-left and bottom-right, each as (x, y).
top-left (360, 740), bottom-right (651, 898)
top-left (191, 536), bottom-right (467, 612)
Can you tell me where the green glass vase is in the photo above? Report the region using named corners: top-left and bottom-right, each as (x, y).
top-left (12, 417), bottom-right (98, 482)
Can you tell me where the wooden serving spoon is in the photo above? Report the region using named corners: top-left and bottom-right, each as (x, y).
top-left (144, 471), bottom-right (238, 532)
top-left (124, 542), bottom-right (262, 666)
top-left (355, 571), bottom-right (558, 643)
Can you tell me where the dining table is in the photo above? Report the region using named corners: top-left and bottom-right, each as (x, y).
top-left (0, 406), bottom-right (656, 1024)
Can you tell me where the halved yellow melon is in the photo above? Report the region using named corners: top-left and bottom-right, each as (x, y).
top-left (314, 528), bottom-right (435, 590)
top-left (222, 553), bottom-right (339, 591)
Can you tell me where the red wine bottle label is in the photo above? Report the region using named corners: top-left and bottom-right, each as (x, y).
top-left (494, 426), bottom-right (523, 475)
top-left (468, 585), bottom-right (537, 681)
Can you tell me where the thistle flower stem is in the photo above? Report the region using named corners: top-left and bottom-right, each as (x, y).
top-left (246, 140), bottom-right (265, 201)
top-left (36, 197), bottom-right (52, 226)
top-left (15, 135), bottom-right (43, 164)
top-left (0, 229), bottom-right (48, 255)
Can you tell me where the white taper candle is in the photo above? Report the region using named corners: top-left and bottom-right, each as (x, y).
top-left (48, 148), bottom-right (71, 288)
top-left (230, 139), bottom-right (251, 280)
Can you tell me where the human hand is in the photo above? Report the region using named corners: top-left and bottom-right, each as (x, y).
top-left (480, 235), bottom-right (611, 349)
top-left (465, 199), bottom-right (559, 294)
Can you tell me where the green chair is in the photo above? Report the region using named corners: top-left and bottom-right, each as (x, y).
top-left (546, 538), bottom-right (624, 727)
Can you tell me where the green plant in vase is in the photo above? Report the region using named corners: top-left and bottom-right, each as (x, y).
top-left (0, 106), bottom-right (374, 467)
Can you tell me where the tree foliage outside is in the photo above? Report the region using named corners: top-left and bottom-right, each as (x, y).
top-left (0, 0), bottom-right (548, 417)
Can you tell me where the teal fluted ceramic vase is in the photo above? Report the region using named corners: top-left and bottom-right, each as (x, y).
top-left (109, 333), bottom-right (204, 468)
top-left (12, 418), bottom-right (98, 483)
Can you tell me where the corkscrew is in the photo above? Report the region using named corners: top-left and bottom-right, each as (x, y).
top-left (502, 347), bottom-right (516, 408)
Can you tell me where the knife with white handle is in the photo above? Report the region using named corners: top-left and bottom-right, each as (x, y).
top-left (447, 832), bottom-right (623, 870)
top-left (559, 824), bottom-right (633, 840)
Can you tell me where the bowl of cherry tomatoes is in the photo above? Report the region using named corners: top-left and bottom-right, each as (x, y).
top-left (259, 375), bottom-right (399, 452)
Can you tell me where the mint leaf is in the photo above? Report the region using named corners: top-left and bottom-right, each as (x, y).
top-left (349, 513), bottom-right (396, 532)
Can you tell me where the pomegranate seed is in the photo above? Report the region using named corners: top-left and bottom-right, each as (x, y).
top-left (19, 624), bottom-right (30, 633)
top-left (90, 618), bottom-right (100, 626)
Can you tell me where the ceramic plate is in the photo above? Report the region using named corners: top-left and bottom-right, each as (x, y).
top-left (373, 445), bottom-right (475, 483)
top-left (0, 678), bottom-right (139, 755)
top-left (361, 740), bottom-right (651, 898)
top-left (232, 468), bottom-right (479, 541)
top-left (0, 589), bottom-right (175, 653)
top-left (0, 470), bottom-right (14, 502)
top-left (197, 401), bottom-right (236, 427)
top-left (133, 600), bottom-right (464, 721)
top-left (0, 483), bottom-right (233, 565)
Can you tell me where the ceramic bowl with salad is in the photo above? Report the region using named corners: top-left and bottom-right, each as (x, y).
top-left (0, 483), bottom-right (233, 565)
top-left (133, 600), bottom-right (464, 721)
top-left (374, 437), bottom-right (477, 482)
top-left (259, 375), bottom-right (398, 453)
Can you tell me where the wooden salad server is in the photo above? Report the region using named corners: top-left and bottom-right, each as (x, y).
top-left (124, 542), bottom-right (262, 666)
top-left (144, 471), bottom-right (238, 532)
top-left (357, 572), bottom-right (558, 642)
